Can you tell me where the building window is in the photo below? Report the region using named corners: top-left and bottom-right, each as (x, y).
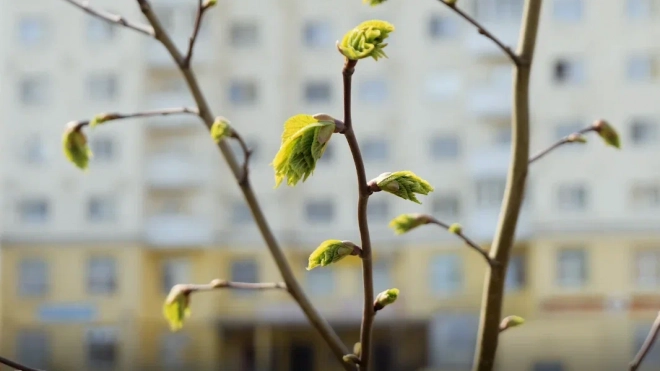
top-left (306, 266), bottom-right (335, 296)
top-left (19, 75), bottom-right (48, 105)
top-left (432, 315), bottom-right (479, 368)
top-left (231, 201), bottom-right (253, 225)
top-left (231, 259), bottom-right (259, 296)
top-left (18, 16), bottom-right (46, 46)
top-left (304, 200), bottom-right (335, 223)
top-left (430, 254), bottom-right (462, 295)
top-left (90, 137), bottom-right (116, 162)
top-left (630, 119), bottom-right (658, 145)
top-left (432, 194), bottom-right (460, 219)
top-left (429, 15), bottom-right (458, 39)
top-left (16, 330), bottom-right (50, 370)
top-left (160, 333), bottom-right (189, 370)
top-left (634, 324), bottom-right (660, 365)
top-left (361, 138), bottom-right (389, 162)
top-left (87, 196), bottom-right (116, 223)
top-left (553, 59), bottom-right (585, 84)
top-left (505, 255), bottom-right (526, 292)
top-left (86, 18), bottom-right (115, 42)
top-left (425, 73), bottom-right (462, 102)
top-left (553, 0), bottom-right (583, 21)
top-left (86, 327), bottom-right (118, 369)
top-left (359, 79), bottom-right (388, 104)
top-left (627, 0), bottom-right (654, 19)
top-left (18, 258), bottom-right (48, 297)
top-left (631, 184), bottom-right (660, 210)
top-left (303, 21), bottom-right (332, 48)
top-left (635, 250), bottom-right (660, 288)
top-left (304, 81), bottom-right (332, 103)
top-left (476, 178), bottom-right (505, 209)
top-left (557, 184), bottom-right (588, 211)
top-left (23, 136), bottom-right (46, 164)
top-left (373, 260), bottom-right (392, 293)
top-left (533, 362), bottom-right (566, 371)
top-left (87, 73), bottom-right (118, 102)
top-left (230, 21), bottom-right (258, 47)
top-left (474, 0), bottom-right (524, 21)
top-left (367, 199), bottom-right (390, 222)
top-left (18, 198), bottom-right (49, 224)
top-left (627, 55), bottom-right (656, 82)
top-left (556, 247), bottom-right (587, 288)
top-left (430, 135), bottom-right (460, 159)
top-left (162, 259), bottom-right (191, 294)
top-left (229, 80), bottom-right (258, 105)
top-left (87, 257), bottom-right (117, 295)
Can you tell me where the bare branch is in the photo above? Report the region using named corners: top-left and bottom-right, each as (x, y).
top-left (436, 0), bottom-right (522, 66)
top-left (0, 355), bottom-right (44, 371)
top-left (341, 58), bottom-right (376, 370)
top-left (73, 107), bottom-right (198, 128)
top-left (181, 279), bottom-right (287, 294)
top-left (630, 312), bottom-right (660, 371)
top-left (230, 132), bottom-right (253, 186)
top-left (428, 218), bottom-right (497, 268)
top-left (183, 0), bottom-right (212, 68)
top-left (529, 127), bottom-right (594, 164)
top-left (61, 0), bottom-right (154, 37)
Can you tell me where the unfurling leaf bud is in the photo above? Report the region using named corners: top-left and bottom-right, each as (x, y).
top-left (373, 171), bottom-right (434, 204)
top-left (374, 288), bottom-right (399, 311)
top-left (204, 0), bottom-right (217, 7)
top-left (566, 133), bottom-right (587, 144)
top-left (445, 0), bottom-right (458, 5)
top-left (343, 354), bottom-right (361, 365)
top-left (448, 223), bottom-right (462, 234)
top-left (363, 0), bottom-right (387, 6)
top-left (307, 240), bottom-right (361, 270)
top-left (272, 114), bottom-right (336, 187)
top-left (338, 20), bottom-right (395, 61)
top-left (353, 342), bottom-right (362, 356)
top-left (163, 285), bottom-right (192, 331)
top-left (62, 121), bottom-right (92, 170)
top-left (210, 117), bottom-right (233, 144)
top-left (388, 213), bottom-right (431, 235)
top-left (89, 113), bottom-right (118, 129)
top-left (592, 119), bottom-right (621, 149)
top-left (500, 315), bottom-right (525, 332)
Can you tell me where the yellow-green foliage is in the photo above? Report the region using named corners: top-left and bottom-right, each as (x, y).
top-left (272, 114), bottom-right (335, 187)
top-left (338, 20), bottom-right (395, 61)
top-left (388, 213), bottom-right (428, 235)
top-left (376, 171), bottom-right (434, 204)
top-left (163, 285), bottom-right (191, 332)
top-left (375, 288), bottom-right (399, 308)
top-left (307, 240), bottom-right (356, 270)
top-left (363, 0), bottom-right (387, 6)
top-left (210, 117), bottom-right (233, 144)
top-left (595, 120), bottom-right (621, 149)
top-left (62, 124), bottom-right (92, 170)
top-left (448, 223), bottom-right (463, 234)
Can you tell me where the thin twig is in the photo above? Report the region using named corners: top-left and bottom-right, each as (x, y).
top-left (180, 279), bottom-right (287, 294)
top-left (133, 1), bottom-right (354, 369)
top-left (341, 58), bottom-right (376, 370)
top-left (231, 132), bottom-right (252, 186)
top-left (74, 107), bottom-right (198, 128)
top-left (472, 2), bottom-right (543, 371)
top-left (62, 0), bottom-right (154, 37)
top-left (528, 127), bottom-right (595, 164)
top-left (428, 218), bottom-right (497, 268)
top-left (437, 0), bottom-right (522, 66)
top-left (630, 312), bottom-right (660, 371)
top-left (182, 0), bottom-right (210, 68)
top-left (0, 355), bottom-right (44, 371)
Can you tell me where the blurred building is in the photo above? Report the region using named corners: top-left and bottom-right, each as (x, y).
top-left (1, 0), bottom-right (660, 370)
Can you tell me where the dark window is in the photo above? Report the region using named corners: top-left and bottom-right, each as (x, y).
top-left (290, 343), bottom-right (314, 371)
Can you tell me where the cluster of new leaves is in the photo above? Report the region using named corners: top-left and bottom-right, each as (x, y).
top-left (162, 285), bottom-right (191, 332)
top-left (338, 20), bottom-right (395, 61)
top-left (373, 171), bottom-right (434, 204)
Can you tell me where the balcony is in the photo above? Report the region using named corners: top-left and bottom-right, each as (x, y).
top-left (146, 153), bottom-right (208, 189)
top-left (466, 22), bottom-right (519, 59)
top-left (145, 214), bottom-right (214, 247)
top-left (467, 146), bottom-right (510, 178)
top-left (468, 85), bottom-right (512, 118)
top-left (144, 92), bottom-right (197, 129)
top-left (146, 35), bottom-right (213, 67)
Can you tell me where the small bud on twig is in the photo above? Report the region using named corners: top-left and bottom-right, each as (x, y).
top-left (592, 119), bottom-right (621, 149)
top-left (338, 20), bottom-right (395, 61)
top-left (499, 315), bottom-right (525, 333)
top-left (307, 240), bottom-right (362, 270)
top-left (372, 171), bottom-right (435, 204)
top-left (374, 288), bottom-right (400, 312)
top-left (388, 213), bottom-right (432, 235)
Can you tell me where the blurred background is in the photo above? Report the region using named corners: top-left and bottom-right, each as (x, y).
top-left (1, 0), bottom-right (659, 370)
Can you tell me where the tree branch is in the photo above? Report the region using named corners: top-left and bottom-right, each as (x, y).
top-left (630, 312), bottom-right (660, 371)
top-left (472, 1), bottom-right (543, 371)
top-left (341, 59), bottom-right (376, 370)
top-left (436, 0), bottom-right (522, 66)
top-left (182, 0), bottom-right (211, 68)
top-left (72, 107), bottom-right (198, 128)
top-left (61, 0), bottom-right (154, 37)
top-left (427, 218), bottom-right (497, 268)
top-left (0, 355), bottom-right (43, 371)
top-left (230, 131), bottom-right (252, 186)
top-left (133, 1), bottom-right (354, 369)
top-left (528, 127), bottom-right (594, 164)
top-left (179, 279), bottom-right (287, 294)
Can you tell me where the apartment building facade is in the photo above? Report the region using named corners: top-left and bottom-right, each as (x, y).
top-left (2, 0), bottom-right (660, 370)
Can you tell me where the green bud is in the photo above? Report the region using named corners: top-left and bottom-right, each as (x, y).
top-left (566, 133), bottom-right (587, 144)
top-left (343, 354), bottom-right (361, 365)
top-left (204, 0), bottom-right (217, 7)
top-left (89, 113), bottom-right (118, 129)
top-left (500, 315), bottom-right (525, 332)
top-left (62, 122), bottom-right (92, 170)
top-left (448, 223), bottom-right (462, 234)
top-left (338, 20), bottom-right (395, 61)
top-left (374, 171), bottom-right (434, 204)
top-left (307, 240), bottom-right (360, 270)
top-left (353, 342), bottom-right (362, 356)
top-left (272, 114), bottom-right (335, 188)
top-left (388, 213), bottom-right (430, 235)
top-left (163, 285), bottom-right (191, 332)
top-left (374, 288), bottom-right (399, 311)
top-left (210, 116), bottom-right (233, 144)
top-left (363, 0), bottom-right (387, 5)
top-left (593, 119), bottom-right (620, 149)
top-left (445, 0), bottom-right (458, 5)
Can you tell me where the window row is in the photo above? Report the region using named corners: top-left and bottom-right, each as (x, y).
top-left (17, 195), bottom-right (117, 225)
top-left (552, 55), bottom-right (660, 84)
top-left (19, 74), bottom-right (119, 105)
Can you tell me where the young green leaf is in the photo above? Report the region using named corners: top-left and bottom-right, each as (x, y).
top-left (210, 117), bottom-right (233, 144)
top-left (448, 223), bottom-right (463, 234)
top-left (62, 122), bottom-right (92, 170)
top-left (163, 285), bottom-right (191, 331)
top-left (363, 0), bottom-right (387, 5)
top-left (374, 288), bottom-right (399, 311)
top-left (593, 119), bottom-right (621, 149)
top-left (272, 114), bottom-right (335, 187)
top-left (374, 171), bottom-right (434, 204)
top-left (388, 213), bottom-right (430, 235)
top-left (500, 315), bottom-right (525, 332)
top-left (338, 20), bottom-right (395, 61)
top-left (307, 240), bottom-right (360, 270)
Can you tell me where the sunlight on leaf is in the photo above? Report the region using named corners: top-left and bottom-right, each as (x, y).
top-left (375, 171), bottom-right (434, 204)
top-left (163, 285), bottom-right (191, 332)
top-left (338, 20), bottom-right (395, 61)
top-left (388, 213), bottom-right (430, 235)
top-left (62, 122), bottom-right (92, 170)
top-left (307, 240), bottom-right (359, 270)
